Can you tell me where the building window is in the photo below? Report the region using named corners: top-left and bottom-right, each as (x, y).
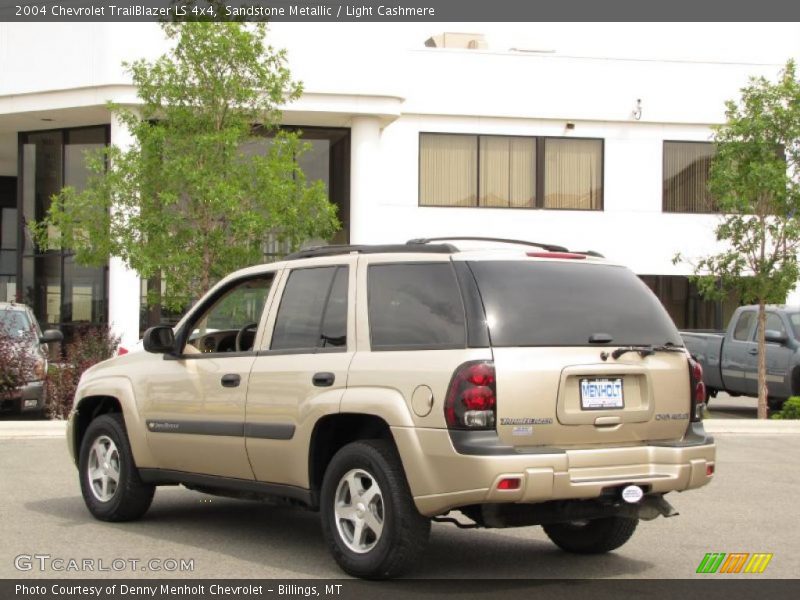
top-left (544, 138), bottom-right (603, 210)
top-left (419, 133), bottom-right (602, 210)
top-left (0, 177), bottom-right (17, 302)
top-left (18, 126), bottom-right (109, 339)
top-left (639, 275), bottom-right (741, 330)
top-left (663, 141), bottom-right (716, 213)
top-left (419, 134), bottom-right (477, 207)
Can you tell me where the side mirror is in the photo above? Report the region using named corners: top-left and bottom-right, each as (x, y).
top-left (765, 329), bottom-right (788, 345)
top-left (143, 326), bottom-right (176, 354)
top-left (39, 329), bottom-right (63, 344)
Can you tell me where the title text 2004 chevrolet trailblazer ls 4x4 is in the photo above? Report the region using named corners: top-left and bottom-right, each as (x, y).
top-left (67, 238), bottom-right (715, 579)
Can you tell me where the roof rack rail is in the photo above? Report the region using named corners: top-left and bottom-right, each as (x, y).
top-left (407, 236), bottom-right (569, 253)
top-left (284, 243), bottom-right (457, 261)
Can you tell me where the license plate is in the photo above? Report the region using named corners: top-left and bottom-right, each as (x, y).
top-left (580, 377), bottom-right (624, 410)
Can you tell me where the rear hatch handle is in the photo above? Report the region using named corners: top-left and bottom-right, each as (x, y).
top-left (608, 344), bottom-right (686, 360)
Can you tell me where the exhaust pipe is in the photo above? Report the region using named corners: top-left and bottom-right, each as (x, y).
top-left (467, 494), bottom-right (680, 529)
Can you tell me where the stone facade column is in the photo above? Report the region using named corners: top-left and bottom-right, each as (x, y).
top-left (108, 112), bottom-right (141, 349)
top-left (349, 116), bottom-right (381, 244)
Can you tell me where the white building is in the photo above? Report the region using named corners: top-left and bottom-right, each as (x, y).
top-left (1, 22), bottom-right (799, 348)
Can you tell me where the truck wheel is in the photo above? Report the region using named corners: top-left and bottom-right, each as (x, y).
top-left (320, 440), bottom-right (430, 579)
top-left (543, 517), bottom-right (638, 554)
top-left (79, 413), bottom-right (154, 522)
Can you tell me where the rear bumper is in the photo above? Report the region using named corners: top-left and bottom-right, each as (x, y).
top-left (0, 381), bottom-right (45, 412)
top-left (392, 425), bottom-right (715, 517)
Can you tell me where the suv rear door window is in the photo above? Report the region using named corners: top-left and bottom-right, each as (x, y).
top-left (468, 261), bottom-right (682, 347)
top-left (271, 266), bottom-right (348, 352)
top-left (320, 267), bottom-right (348, 348)
top-left (368, 263), bottom-right (466, 351)
top-left (733, 311), bottom-right (756, 341)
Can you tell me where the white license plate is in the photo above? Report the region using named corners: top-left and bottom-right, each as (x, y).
top-left (580, 378), bottom-right (624, 410)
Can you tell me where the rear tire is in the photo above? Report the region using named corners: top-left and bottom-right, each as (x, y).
top-left (78, 413), bottom-right (154, 522)
top-left (543, 517), bottom-right (638, 554)
top-left (320, 440), bottom-right (430, 579)
top-left (768, 397), bottom-right (785, 412)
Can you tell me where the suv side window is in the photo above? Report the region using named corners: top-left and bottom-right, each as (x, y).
top-left (368, 263), bottom-right (466, 351)
top-left (763, 313), bottom-right (787, 338)
top-left (184, 275), bottom-right (273, 354)
top-left (733, 311), bottom-right (756, 341)
top-left (271, 266), bottom-right (349, 352)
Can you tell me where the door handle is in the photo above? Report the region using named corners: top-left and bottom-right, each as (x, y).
top-left (221, 373), bottom-right (241, 388)
top-left (312, 372), bottom-right (335, 387)
top-left (747, 348), bottom-right (759, 355)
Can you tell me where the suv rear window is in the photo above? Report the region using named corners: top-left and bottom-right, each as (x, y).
top-left (468, 261), bottom-right (682, 347)
top-left (368, 263), bottom-right (466, 351)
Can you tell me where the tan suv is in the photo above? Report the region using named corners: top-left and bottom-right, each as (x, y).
top-left (67, 238), bottom-right (715, 579)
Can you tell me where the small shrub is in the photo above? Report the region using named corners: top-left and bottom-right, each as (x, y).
top-left (0, 323), bottom-right (39, 400)
top-left (771, 396), bottom-right (800, 420)
top-left (46, 325), bottom-right (120, 419)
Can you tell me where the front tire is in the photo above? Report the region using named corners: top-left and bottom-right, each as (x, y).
top-left (320, 440), bottom-right (430, 579)
top-left (78, 413), bottom-right (154, 522)
top-left (543, 517), bottom-right (638, 554)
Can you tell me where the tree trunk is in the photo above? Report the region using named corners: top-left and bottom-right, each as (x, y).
top-left (146, 273), bottom-right (162, 328)
top-left (756, 301), bottom-right (769, 419)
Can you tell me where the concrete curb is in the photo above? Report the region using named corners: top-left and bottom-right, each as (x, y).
top-left (0, 420), bottom-right (67, 439)
top-left (704, 419), bottom-right (800, 434)
top-left (1, 418), bottom-right (798, 439)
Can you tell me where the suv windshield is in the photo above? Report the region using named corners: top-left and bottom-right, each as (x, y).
top-left (0, 310), bottom-right (32, 339)
top-left (468, 261), bottom-right (682, 347)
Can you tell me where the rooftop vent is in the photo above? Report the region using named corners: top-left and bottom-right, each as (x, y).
top-left (425, 33), bottom-right (487, 50)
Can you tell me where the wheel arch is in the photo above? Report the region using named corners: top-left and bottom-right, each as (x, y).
top-left (308, 413), bottom-right (395, 509)
top-left (71, 377), bottom-right (156, 469)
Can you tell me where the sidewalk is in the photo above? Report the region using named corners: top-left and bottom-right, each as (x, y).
top-left (0, 418), bottom-right (798, 439)
top-left (703, 418), bottom-right (800, 434)
top-left (0, 419), bottom-right (67, 439)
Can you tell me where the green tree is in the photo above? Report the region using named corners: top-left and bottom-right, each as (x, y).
top-left (34, 21), bottom-right (338, 313)
top-left (675, 60), bottom-right (800, 419)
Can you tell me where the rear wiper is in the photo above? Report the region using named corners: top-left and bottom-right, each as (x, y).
top-left (610, 344), bottom-right (685, 360)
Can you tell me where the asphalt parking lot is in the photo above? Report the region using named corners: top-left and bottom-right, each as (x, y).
top-left (1, 433), bottom-right (798, 580)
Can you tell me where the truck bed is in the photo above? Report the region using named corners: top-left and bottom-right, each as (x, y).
top-left (679, 330), bottom-right (724, 391)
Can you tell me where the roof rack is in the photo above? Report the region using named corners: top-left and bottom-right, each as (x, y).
top-left (407, 236), bottom-right (569, 253)
top-left (284, 243), bottom-right (457, 261)
top-left (283, 239), bottom-right (604, 261)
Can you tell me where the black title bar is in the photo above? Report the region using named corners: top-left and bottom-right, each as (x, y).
top-left (4, 579), bottom-right (800, 600)
top-left (2, 0), bottom-right (800, 22)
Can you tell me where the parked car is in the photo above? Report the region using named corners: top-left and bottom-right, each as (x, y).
top-left (0, 302), bottom-right (63, 413)
top-left (66, 238), bottom-right (715, 579)
top-left (681, 305), bottom-right (800, 411)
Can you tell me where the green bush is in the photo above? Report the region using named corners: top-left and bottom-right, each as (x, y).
top-left (0, 324), bottom-right (38, 400)
top-left (46, 325), bottom-right (120, 420)
top-left (771, 396), bottom-right (800, 420)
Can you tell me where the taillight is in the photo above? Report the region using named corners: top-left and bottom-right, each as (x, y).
top-left (444, 361), bottom-right (497, 430)
top-left (117, 347), bottom-right (129, 356)
top-left (688, 357), bottom-right (707, 422)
